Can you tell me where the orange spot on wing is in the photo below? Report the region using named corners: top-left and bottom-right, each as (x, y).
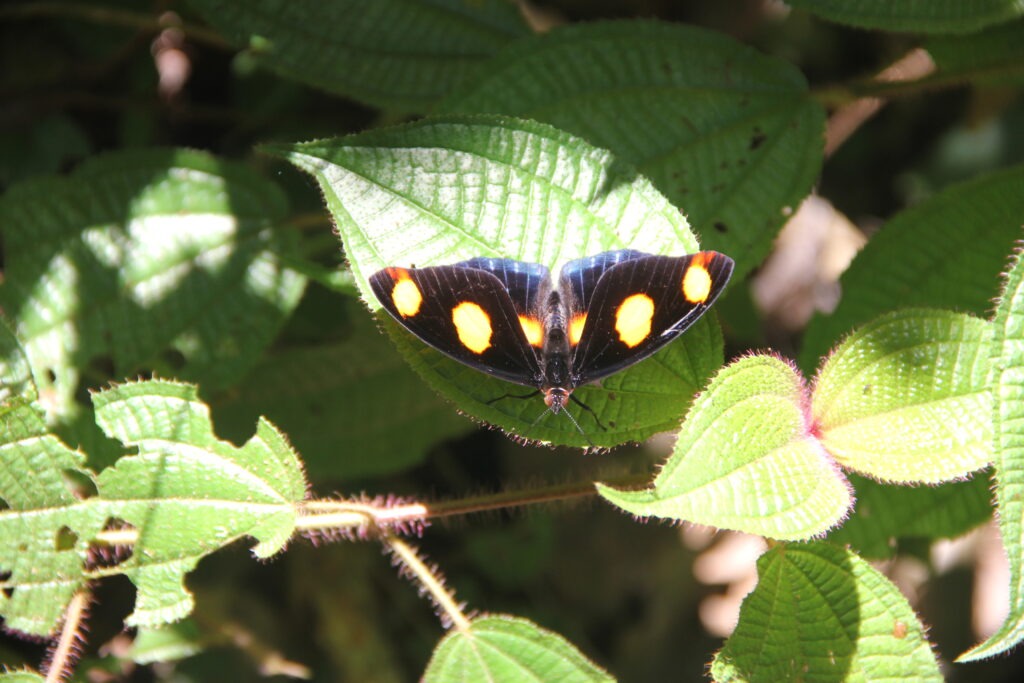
top-left (452, 301), bottom-right (492, 354)
top-left (682, 260), bottom-right (712, 304)
top-left (519, 315), bottom-right (543, 347)
top-left (615, 294), bottom-right (654, 348)
top-left (389, 269), bottom-right (422, 317)
top-left (569, 313), bottom-right (587, 346)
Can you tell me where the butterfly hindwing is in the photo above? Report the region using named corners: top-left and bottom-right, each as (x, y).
top-left (369, 264), bottom-right (541, 386)
top-left (560, 249), bottom-right (651, 311)
top-left (570, 251), bottom-right (734, 384)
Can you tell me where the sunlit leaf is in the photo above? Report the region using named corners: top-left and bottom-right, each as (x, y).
top-left (599, 355), bottom-right (852, 540)
top-left (423, 615), bottom-right (613, 683)
top-left (268, 116), bottom-right (726, 447)
top-left (813, 309), bottom-right (992, 483)
top-left (711, 543), bottom-right (941, 682)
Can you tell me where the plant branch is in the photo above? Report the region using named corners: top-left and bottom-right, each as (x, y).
top-left (386, 535), bottom-right (471, 631)
top-left (0, 1), bottom-right (230, 48)
top-left (42, 589), bottom-right (89, 683)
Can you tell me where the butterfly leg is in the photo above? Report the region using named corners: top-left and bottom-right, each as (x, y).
top-left (485, 390), bottom-right (540, 405)
top-left (569, 394), bottom-right (607, 431)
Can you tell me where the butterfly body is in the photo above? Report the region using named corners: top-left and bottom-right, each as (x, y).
top-left (369, 249), bottom-right (734, 421)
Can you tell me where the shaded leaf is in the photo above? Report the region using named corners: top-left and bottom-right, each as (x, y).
top-left (0, 318), bottom-right (35, 403)
top-left (186, 0), bottom-right (530, 111)
top-left (441, 20), bottom-right (824, 277)
top-left (785, 0), bottom-right (1024, 33)
top-left (711, 543), bottom-right (941, 682)
top-left (961, 243), bottom-right (1024, 660)
top-left (812, 309), bottom-right (992, 483)
top-left (268, 116), bottom-right (725, 447)
top-left (599, 355), bottom-right (852, 540)
top-left (131, 620), bottom-right (203, 665)
top-left (928, 18), bottom-right (1024, 86)
top-left (0, 148), bottom-right (306, 422)
top-left (800, 165), bottom-right (1024, 371)
top-left (423, 615), bottom-right (613, 683)
top-left (212, 299), bottom-right (473, 480)
top-left (828, 473), bottom-right (993, 558)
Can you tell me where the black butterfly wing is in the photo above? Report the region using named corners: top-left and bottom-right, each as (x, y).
top-left (569, 251), bottom-right (734, 384)
top-left (369, 264), bottom-right (542, 387)
top-left (560, 249), bottom-right (651, 310)
top-left (453, 257), bottom-right (550, 317)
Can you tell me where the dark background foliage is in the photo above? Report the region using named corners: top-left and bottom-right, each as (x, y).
top-left (2, 1), bottom-right (1023, 681)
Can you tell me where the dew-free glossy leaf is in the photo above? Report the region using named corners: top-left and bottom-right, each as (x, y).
top-left (0, 318), bottom-right (35, 403)
top-left (813, 309), bottom-right (992, 483)
top-left (186, 0), bottom-right (530, 111)
top-left (961, 243), bottom-right (1024, 660)
top-left (599, 355), bottom-right (852, 540)
top-left (711, 543), bottom-right (941, 682)
top-left (441, 20), bottom-right (824, 277)
top-left (423, 615), bottom-right (613, 683)
top-left (269, 116), bottom-right (725, 447)
top-left (785, 0), bottom-right (1024, 33)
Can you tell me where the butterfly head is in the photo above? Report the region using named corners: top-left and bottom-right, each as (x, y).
top-left (543, 386), bottom-right (571, 413)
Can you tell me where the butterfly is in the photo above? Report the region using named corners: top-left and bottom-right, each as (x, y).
top-left (369, 249), bottom-right (734, 431)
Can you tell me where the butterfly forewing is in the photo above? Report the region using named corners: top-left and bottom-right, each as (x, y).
top-left (369, 264), bottom-right (542, 386)
top-left (570, 251), bottom-right (734, 384)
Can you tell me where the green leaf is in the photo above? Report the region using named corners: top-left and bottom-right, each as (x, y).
top-left (0, 673), bottom-right (45, 683)
top-left (961, 243), bottom-right (1024, 661)
top-left (711, 543), bottom-right (941, 683)
top-left (423, 615), bottom-right (613, 683)
top-left (812, 309), bottom-right (992, 483)
top-left (0, 148), bottom-right (306, 422)
top-left (130, 620), bottom-right (203, 665)
top-left (598, 355), bottom-right (852, 540)
top-left (93, 380), bottom-right (307, 627)
top-left (268, 116), bottom-right (725, 447)
top-left (212, 299), bottom-right (473, 480)
top-left (928, 18), bottom-right (1024, 86)
top-left (0, 317), bottom-right (36, 403)
top-left (440, 20), bottom-right (824, 277)
top-left (0, 399), bottom-right (107, 636)
top-left (827, 473), bottom-right (993, 558)
top-left (186, 0), bottom-right (531, 112)
top-left (784, 0), bottom-right (1024, 33)
top-left (801, 163), bottom-right (1024, 372)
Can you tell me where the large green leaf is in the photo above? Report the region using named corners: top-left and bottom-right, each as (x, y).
top-left (801, 165), bottom-right (1024, 371)
top-left (268, 116), bottom-right (726, 447)
top-left (785, 0), bottom-right (1024, 33)
top-left (93, 380), bottom-right (306, 627)
top-left (212, 299), bottom-right (473, 480)
top-left (599, 355), bottom-right (852, 540)
top-left (0, 380), bottom-right (307, 635)
top-left (0, 399), bottom-right (106, 635)
top-left (961, 242), bottom-right (1024, 661)
top-left (186, 0), bottom-right (530, 111)
top-left (440, 20), bottom-right (825, 277)
top-left (927, 18), bottom-right (1024, 86)
top-left (0, 318), bottom-right (35, 403)
top-left (828, 474), bottom-right (993, 558)
top-left (423, 615), bottom-right (613, 683)
top-left (711, 543), bottom-right (941, 682)
top-left (0, 148), bottom-right (306, 423)
top-left (812, 309), bottom-right (992, 483)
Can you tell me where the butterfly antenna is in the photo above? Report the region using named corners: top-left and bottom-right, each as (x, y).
top-left (561, 407), bottom-right (595, 449)
top-left (530, 406), bottom-right (553, 427)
